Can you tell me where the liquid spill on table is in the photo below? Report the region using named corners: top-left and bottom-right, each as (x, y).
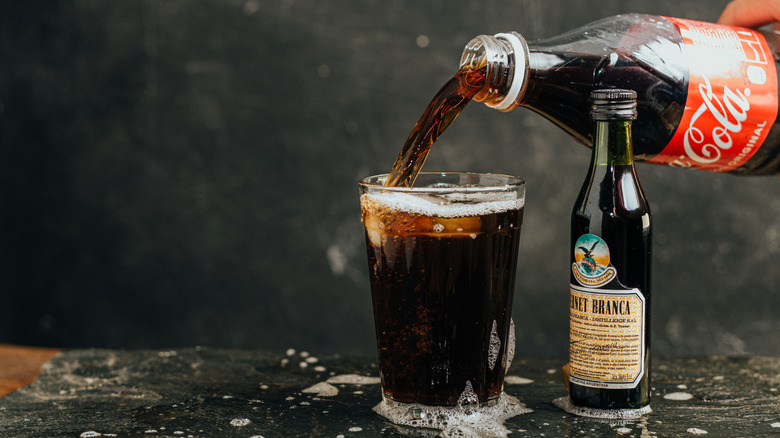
top-left (0, 348), bottom-right (777, 437)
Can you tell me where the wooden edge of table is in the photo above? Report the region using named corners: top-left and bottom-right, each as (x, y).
top-left (0, 344), bottom-right (62, 398)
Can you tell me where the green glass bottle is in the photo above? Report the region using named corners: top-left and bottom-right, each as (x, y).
top-left (569, 89), bottom-right (652, 409)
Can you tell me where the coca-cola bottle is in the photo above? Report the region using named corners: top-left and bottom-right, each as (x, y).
top-left (459, 13), bottom-right (780, 175)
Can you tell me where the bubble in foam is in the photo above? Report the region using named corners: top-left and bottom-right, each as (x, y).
top-left (687, 428), bottom-right (708, 435)
top-left (441, 425), bottom-right (483, 437)
top-left (457, 381), bottom-right (480, 414)
top-left (404, 406), bottom-right (426, 422)
top-left (488, 320), bottom-right (501, 371)
top-left (552, 396), bottom-right (652, 419)
top-left (373, 392), bottom-right (531, 437)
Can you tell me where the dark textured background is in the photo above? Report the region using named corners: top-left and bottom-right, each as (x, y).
top-left (0, 0), bottom-right (777, 358)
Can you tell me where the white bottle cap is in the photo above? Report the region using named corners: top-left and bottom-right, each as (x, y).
top-left (489, 33), bottom-right (527, 111)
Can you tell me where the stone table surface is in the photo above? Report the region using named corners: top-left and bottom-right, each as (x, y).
top-left (0, 348), bottom-right (778, 437)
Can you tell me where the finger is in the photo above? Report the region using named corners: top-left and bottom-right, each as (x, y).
top-left (717, 0), bottom-right (780, 28)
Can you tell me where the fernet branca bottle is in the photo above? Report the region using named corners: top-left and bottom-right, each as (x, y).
top-left (569, 89), bottom-right (652, 409)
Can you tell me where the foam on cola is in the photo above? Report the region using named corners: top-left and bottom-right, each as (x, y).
top-left (373, 391), bottom-right (531, 435)
top-left (360, 174), bottom-right (524, 407)
top-left (362, 189), bottom-right (523, 234)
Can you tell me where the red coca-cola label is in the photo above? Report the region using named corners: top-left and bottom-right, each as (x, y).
top-left (650, 17), bottom-right (778, 172)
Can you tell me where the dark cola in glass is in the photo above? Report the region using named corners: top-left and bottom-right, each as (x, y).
top-left (360, 172), bottom-right (525, 407)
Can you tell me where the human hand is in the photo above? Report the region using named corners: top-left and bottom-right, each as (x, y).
top-left (718, 0), bottom-right (780, 180)
top-left (717, 0), bottom-right (780, 29)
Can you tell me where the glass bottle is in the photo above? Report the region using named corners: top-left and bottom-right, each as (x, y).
top-left (459, 14), bottom-right (780, 175)
top-left (568, 89), bottom-right (651, 409)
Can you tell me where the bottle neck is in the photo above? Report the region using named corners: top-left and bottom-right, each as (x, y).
top-left (459, 33), bottom-right (528, 111)
top-left (592, 120), bottom-right (634, 166)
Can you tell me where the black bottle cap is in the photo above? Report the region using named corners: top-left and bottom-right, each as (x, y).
top-left (590, 89), bottom-right (637, 121)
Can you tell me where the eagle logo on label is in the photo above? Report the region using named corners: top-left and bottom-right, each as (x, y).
top-left (572, 234), bottom-right (616, 287)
